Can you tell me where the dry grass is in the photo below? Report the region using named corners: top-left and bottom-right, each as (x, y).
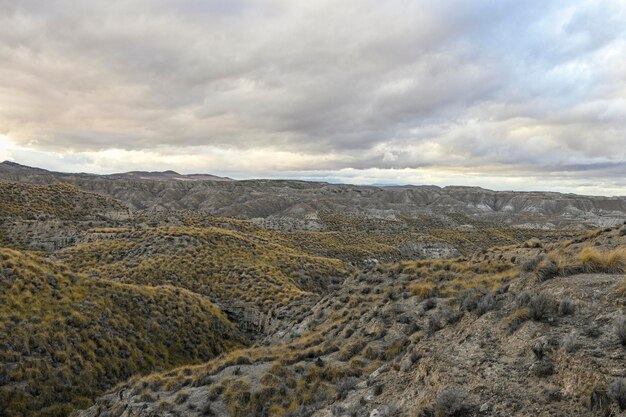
top-left (0, 181), bottom-right (127, 219)
top-left (0, 248), bottom-right (241, 417)
top-left (536, 247), bottom-right (626, 281)
top-left (60, 226), bottom-right (352, 313)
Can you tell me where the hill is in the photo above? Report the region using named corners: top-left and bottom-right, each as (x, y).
top-left (0, 181), bottom-right (130, 251)
top-left (0, 181), bottom-right (129, 220)
top-left (0, 165), bottom-right (624, 417)
top-left (0, 247), bottom-right (242, 417)
top-left (72, 225), bottom-right (626, 417)
top-left (58, 226), bottom-right (352, 329)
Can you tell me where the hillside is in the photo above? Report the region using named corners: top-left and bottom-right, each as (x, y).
top-left (0, 181), bottom-right (130, 251)
top-left (58, 226), bottom-right (351, 323)
top-left (0, 181), bottom-right (129, 220)
top-left (0, 168), bottom-right (623, 417)
top-left (0, 248), bottom-right (242, 417)
top-left (72, 225), bottom-right (626, 417)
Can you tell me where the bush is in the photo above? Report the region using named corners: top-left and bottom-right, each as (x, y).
top-left (433, 387), bottom-right (469, 417)
top-left (476, 293), bottom-right (496, 316)
top-left (507, 308), bottom-right (530, 333)
top-left (562, 332), bottom-right (578, 353)
top-left (427, 311), bottom-right (449, 335)
top-left (558, 298), bottom-right (575, 316)
top-left (532, 342), bottom-right (545, 360)
top-left (589, 386), bottom-right (609, 415)
top-left (528, 293), bottom-right (555, 322)
top-left (523, 238), bottom-right (543, 249)
top-left (608, 378), bottom-right (626, 411)
top-left (616, 316), bottom-right (626, 346)
top-left (337, 340), bottom-right (366, 361)
top-left (423, 298), bottom-right (437, 311)
top-left (579, 247), bottom-right (626, 274)
top-left (536, 258), bottom-right (561, 281)
top-left (459, 289), bottom-right (481, 312)
top-left (516, 290), bottom-right (533, 308)
top-left (521, 254), bottom-right (544, 272)
top-left (530, 359), bottom-right (555, 377)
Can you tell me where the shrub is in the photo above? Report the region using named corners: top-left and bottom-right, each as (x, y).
top-left (521, 254), bottom-right (544, 272)
top-left (617, 279), bottom-right (626, 297)
top-left (616, 316), bottom-right (626, 346)
top-left (608, 378), bottom-right (626, 411)
top-left (433, 387), bottom-right (469, 417)
top-left (175, 390), bottom-right (190, 404)
top-left (516, 290), bottom-right (532, 308)
top-left (507, 308), bottom-right (530, 333)
top-left (532, 342), bottom-right (545, 360)
top-left (530, 359), bottom-right (555, 377)
top-left (337, 340), bottom-right (366, 361)
top-left (476, 293), bottom-right (496, 316)
top-left (562, 332), bottom-right (578, 353)
top-left (523, 238), bottom-right (543, 249)
top-left (427, 311), bottom-right (450, 335)
top-left (579, 247), bottom-right (626, 274)
top-left (337, 377), bottom-right (360, 400)
top-left (459, 289), bottom-right (481, 312)
top-left (535, 258), bottom-right (561, 281)
top-left (423, 298), bottom-right (437, 311)
top-left (558, 298), bottom-right (575, 316)
top-left (410, 282), bottom-right (438, 300)
top-left (606, 248), bottom-right (626, 274)
top-left (589, 386), bottom-right (609, 415)
top-left (528, 293), bottom-right (555, 322)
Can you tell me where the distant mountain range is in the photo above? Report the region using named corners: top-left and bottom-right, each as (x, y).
top-left (1, 160), bottom-right (625, 229)
top-left (0, 160), bottom-right (232, 181)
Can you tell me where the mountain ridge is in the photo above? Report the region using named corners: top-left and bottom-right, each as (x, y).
top-left (1, 161), bottom-right (624, 230)
top-left (3, 160), bottom-right (625, 197)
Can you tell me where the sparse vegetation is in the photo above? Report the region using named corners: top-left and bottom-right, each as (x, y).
top-left (476, 292), bottom-right (496, 316)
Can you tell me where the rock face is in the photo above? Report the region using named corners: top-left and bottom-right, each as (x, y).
top-left (1, 161), bottom-right (625, 229)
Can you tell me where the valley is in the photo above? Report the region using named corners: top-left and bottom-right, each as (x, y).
top-left (0, 163), bottom-right (624, 416)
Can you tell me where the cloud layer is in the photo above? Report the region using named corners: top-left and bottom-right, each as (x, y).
top-left (0, 0), bottom-right (625, 194)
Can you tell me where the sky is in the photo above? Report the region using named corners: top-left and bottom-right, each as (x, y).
top-left (0, 0), bottom-right (625, 195)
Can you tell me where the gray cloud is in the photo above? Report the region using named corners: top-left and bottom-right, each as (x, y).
top-left (0, 0), bottom-right (625, 191)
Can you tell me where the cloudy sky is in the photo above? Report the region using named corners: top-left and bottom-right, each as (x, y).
top-left (0, 0), bottom-right (625, 195)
